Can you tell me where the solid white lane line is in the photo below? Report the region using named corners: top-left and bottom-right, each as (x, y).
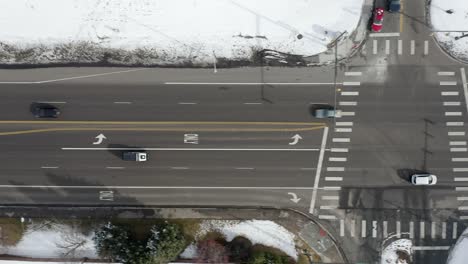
top-left (451, 148), bottom-right (468, 152)
top-left (335, 128), bottom-right (352, 133)
top-left (449, 132), bottom-right (465, 136)
top-left (438, 72), bottom-right (455, 76)
top-left (450, 141), bottom-right (467, 146)
top-left (370, 32), bottom-right (400, 37)
top-left (343, 82), bottom-right (361, 86)
top-left (452, 158), bottom-right (468, 162)
top-left (41, 166), bottom-right (59, 169)
top-left (339, 112), bottom-right (355, 116)
top-left (165, 82), bottom-right (341, 85)
top-left (0, 185), bottom-right (318, 190)
top-left (409, 221), bottom-right (414, 239)
top-left (424, 40), bottom-right (429, 55)
top-left (63, 147), bottom-right (321, 151)
top-left (453, 168), bottom-right (468, 172)
top-left (339, 101), bottom-right (357, 106)
top-left (455, 178), bottom-right (468, 181)
top-left (444, 102), bottom-right (461, 106)
top-left (335, 122), bottom-right (353, 126)
top-left (331, 148), bottom-right (348, 153)
top-left (385, 40), bottom-right (390, 55)
top-left (106, 167), bottom-right (124, 169)
top-left (322, 196), bottom-right (339, 200)
top-left (178, 102), bottom-right (197, 105)
top-left (171, 167), bottom-right (189, 170)
top-left (235, 167), bottom-right (254, 170)
top-left (441, 81), bottom-right (457, 86)
top-left (244, 102), bottom-right (262, 105)
top-left (383, 221), bottom-right (388, 238)
top-left (332, 138), bottom-right (350, 143)
top-left (396, 221), bottom-right (401, 238)
top-left (341, 91), bottom-right (359, 96)
top-left (320, 205), bottom-right (338, 209)
top-left (340, 219), bottom-right (345, 237)
top-left (325, 177), bottom-right (343, 181)
top-left (453, 222), bottom-right (458, 239)
top-left (329, 157), bottom-right (347, 162)
top-left (344, 72), bottom-right (362, 76)
top-left (318, 215), bottom-right (337, 220)
top-left (445, 112), bottom-right (462, 116)
top-left (309, 127), bottom-right (329, 214)
top-left (447, 122), bottom-right (464, 126)
top-left (37, 101), bottom-right (66, 104)
top-left (114, 101), bottom-right (132, 104)
top-left (461, 68), bottom-right (468, 114)
top-left (420, 222), bottom-right (425, 239)
top-left (431, 222), bottom-right (436, 239)
top-left (373, 40), bottom-right (378, 54)
top-left (323, 186), bottom-right (341, 191)
top-left (398, 39), bottom-right (402, 55)
top-left (351, 220), bottom-right (356, 237)
top-left (442, 91), bottom-right (459, 96)
top-left (410, 40), bottom-right (415, 55)
top-left (442, 222), bottom-right (447, 239)
top-left (412, 246), bottom-right (450, 251)
top-left (372, 221), bottom-right (377, 238)
top-left (326, 167), bottom-right (345, 171)
top-left (362, 220), bottom-right (367, 238)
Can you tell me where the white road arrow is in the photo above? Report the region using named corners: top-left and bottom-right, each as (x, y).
top-left (288, 134), bottom-right (303, 145)
top-left (288, 192), bottom-right (301, 203)
top-left (92, 134), bottom-right (107, 145)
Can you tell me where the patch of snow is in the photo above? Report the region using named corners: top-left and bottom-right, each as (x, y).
top-left (447, 227), bottom-right (468, 264)
top-left (430, 0), bottom-right (468, 62)
top-left (381, 239), bottom-right (412, 264)
top-left (180, 243), bottom-right (198, 259)
top-left (198, 220), bottom-right (298, 260)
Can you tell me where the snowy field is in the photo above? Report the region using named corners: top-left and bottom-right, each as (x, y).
top-left (430, 0), bottom-right (468, 62)
top-left (0, 0), bottom-right (363, 66)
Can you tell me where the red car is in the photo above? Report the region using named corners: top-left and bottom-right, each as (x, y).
top-left (372, 7), bottom-right (384, 32)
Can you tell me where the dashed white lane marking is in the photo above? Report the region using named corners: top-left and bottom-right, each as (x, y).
top-left (361, 220), bottom-right (367, 238)
top-left (451, 148), bottom-right (468, 152)
top-left (344, 72), bottom-right (362, 76)
top-left (396, 221), bottom-right (401, 238)
top-left (340, 219), bottom-right (345, 237)
top-left (331, 148), bottom-right (349, 153)
top-left (324, 177), bottom-right (343, 181)
top-left (339, 101), bottom-right (357, 106)
top-left (243, 102), bottom-right (262, 105)
top-left (461, 68), bottom-right (468, 114)
top-left (424, 40), bottom-right (429, 55)
top-left (351, 220), bottom-right (356, 237)
top-left (444, 102), bottom-right (461, 106)
top-left (339, 112), bottom-right (355, 116)
top-left (441, 81), bottom-right (457, 86)
top-left (322, 196), bottom-right (339, 200)
top-left (438, 72), bottom-right (456, 76)
top-left (235, 167), bottom-right (254, 170)
top-left (319, 205), bottom-right (338, 210)
top-left (41, 166), bottom-right (58, 169)
top-left (447, 122), bottom-right (464, 126)
top-left (455, 178), bottom-right (468, 182)
top-left (343, 82), bottom-right (361, 86)
top-left (332, 138), bottom-right (350, 143)
top-left (372, 221), bottom-right (377, 238)
top-left (409, 221), bottom-right (414, 239)
top-left (336, 122), bottom-right (353, 126)
top-left (335, 128), bottom-right (352, 133)
top-left (106, 167), bottom-right (125, 169)
top-left (323, 186), bottom-right (341, 191)
top-left (413, 246), bottom-right (450, 251)
top-left (329, 157), bottom-right (347, 162)
top-left (445, 111), bottom-right (462, 116)
top-left (326, 167), bottom-right (345, 172)
top-left (453, 168), bottom-right (468, 172)
top-left (431, 222), bottom-right (436, 239)
top-left (449, 132), bottom-right (465, 136)
top-left (385, 40), bottom-right (390, 55)
top-left (442, 91), bottom-right (460, 96)
top-left (453, 222), bottom-right (458, 240)
top-left (37, 101), bottom-right (66, 104)
top-left (452, 158), bottom-right (468, 162)
top-left (410, 40), bottom-right (415, 55)
top-left (178, 102), bottom-right (197, 105)
top-left (171, 167), bottom-right (189, 170)
top-left (318, 215), bottom-right (336, 220)
top-left (373, 40), bottom-right (378, 54)
top-left (442, 222), bottom-right (447, 239)
top-left (383, 221), bottom-right (388, 238)
top-left (397, 39), bottom-right (402, 55)
top-left (341, 91), bottom-right (359, 96)
top-left (450, 141), bottom-right (467, 146)
top-left (420, 222), bottom-right (425, 239)
top-left (369, 32), bottom-right (400, 37)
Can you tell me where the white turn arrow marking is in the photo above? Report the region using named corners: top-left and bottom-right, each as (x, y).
top-left (288, 134), bottom-right (303, 145)
top-left (288, 192), bottom-right (301, 203)
top-left (92, 134), bottom-right (107, 145)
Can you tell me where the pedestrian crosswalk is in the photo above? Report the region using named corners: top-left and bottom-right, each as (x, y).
top-left (362, 39), bottom-right (431, 56)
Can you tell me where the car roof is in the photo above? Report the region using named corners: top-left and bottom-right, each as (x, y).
top-left (415, 176), bottom-right (430, 184)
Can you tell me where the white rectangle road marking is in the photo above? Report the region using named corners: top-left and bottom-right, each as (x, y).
top-left (410, 40), bottom-right (415, 55)
top-left (323, 186), bottom-right (342, 191)
top-left (351, 220), bottom-right (355, 237)
top-left (409, 222), bottom-right (414, 239)
top-left (442, 91), bottom-right (460, 96)
top-left (444, 102), bottom-right (461, 106)
top-left (451, 148), bottom-right (468, 152)
top-left (329, 157), bottom-right (347, 162)
top-left (362, 220), bottom-right (367, 238)
top-left (335, 122), bottom-right (353, 126)
top-left (318, 215), bottom-right (336, 220)
top-left (341, 91), bottom-right (359, 96)
top-left (339, 112), bottom-right (355, 116)
top-left (449, 132), bottom-right (465, 136)
top-left (383, 221), bottom-right (388, 238)
top-left (326, 167), bottom-right (345, 172)
top-left (442, 222), bottom-right (447, 239)
top-left (373, 40), bottom-right (378, 54)
top-left (335, 128), bottom-right (352, 133)
top-left (460, 216), bottom-right (468, 220)
top-left (171, 167), bottom-right (189, 170)
top-left (450, 141), bottom-right (467, 146)
top-left (369, 32), bottom-right (400, 37)
top-left (397, 39), bottom-right (402, 55)
top-left (41, 166), bottom-right (59, 169)
top-left (438, 72), bottom-right (456, 76)
top-left (420, 222), bottom-right (425, 239)
top-left (340, 219), bottom-right (345, 237)
top-left (447, 122), bottom-right (464, 126)
top-left (324, 177), bottom-right (343, 181)
top-left (459, 206), bottom-right (468, 210)
top-left (454, 177), bottom-right (468, 181)
top-left (322, 196), bottom-right (339, 200)
top-left (385, 40), bottom-right (390, 55)
top-left (461, 68), bottom-right (468, 115)
top-left (458, 197), bottom-right (468, 200)
top-left (452, 158), bottom-right (468, 162)
top-left (441, 81), bottom-right (457, 86)
top-left (114, 101), bottom-right (132, 104)
top-left (319, 205), bottom-right (338, 210)
top-left (332, 138), bottom-right (350, 143)
top-left (344, 72), bottom-right (362, 76)
top-left (343, 82), bottom-right (361, 86)
top-left (244, 102), bottom-right (262, 105)
top-left (330, 148), bottom-right (349, 153)
top-left (372, 221), bottom-right (377, 238)
top-left (456, 187), bottom-right (468, 191)
top-left (396, 221), bottom-right (401, 238)
top-left (431, 222), bottom-right (436, 239)
top-left (339, 101), bottom-right (357, 106)
top-left (424, 40), bottom-right (429, 55)
top-left (453, 222), bottom-right (458, 239)
top-left (445, 112), bottom-right (462, 116)
top-left (309, 127), bottom-right (329, 214)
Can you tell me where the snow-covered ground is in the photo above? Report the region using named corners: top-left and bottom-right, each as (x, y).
top-left (447, 228), bottom-right (468, 264)
top-left (380, 239), bottom-right (412, 264)
top-left (430, 0), bottom-right (468, 62)
top-left (0, 0), bottom-right (363, 66)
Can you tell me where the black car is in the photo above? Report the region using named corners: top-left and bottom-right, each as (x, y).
top-left (35, 106), bottom-right (60, 118)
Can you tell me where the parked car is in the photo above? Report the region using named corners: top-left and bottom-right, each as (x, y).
top-left (312, 105), bottom-right (341, 118)
top-left (388, 0), bottom-right (401, 12)
top-left (411, 174), bottom-right (437, 185)
top-left (34, 105), bottom-right (60, 118)
top-left (372, 7), bottom-right (385, 32)
top-left (122, 151), bottom-right (148, 162)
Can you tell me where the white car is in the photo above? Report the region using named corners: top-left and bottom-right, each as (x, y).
top-left (411, 174), bottom-right (437, 185)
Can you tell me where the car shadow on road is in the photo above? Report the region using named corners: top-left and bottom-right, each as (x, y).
top-left (396, 168), bottom-right (428, 183)
top-left (107, 143), bottom-right (145, 160)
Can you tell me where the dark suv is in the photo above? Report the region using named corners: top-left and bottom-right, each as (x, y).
top-left (34, 106), bottom-right (61, 118)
